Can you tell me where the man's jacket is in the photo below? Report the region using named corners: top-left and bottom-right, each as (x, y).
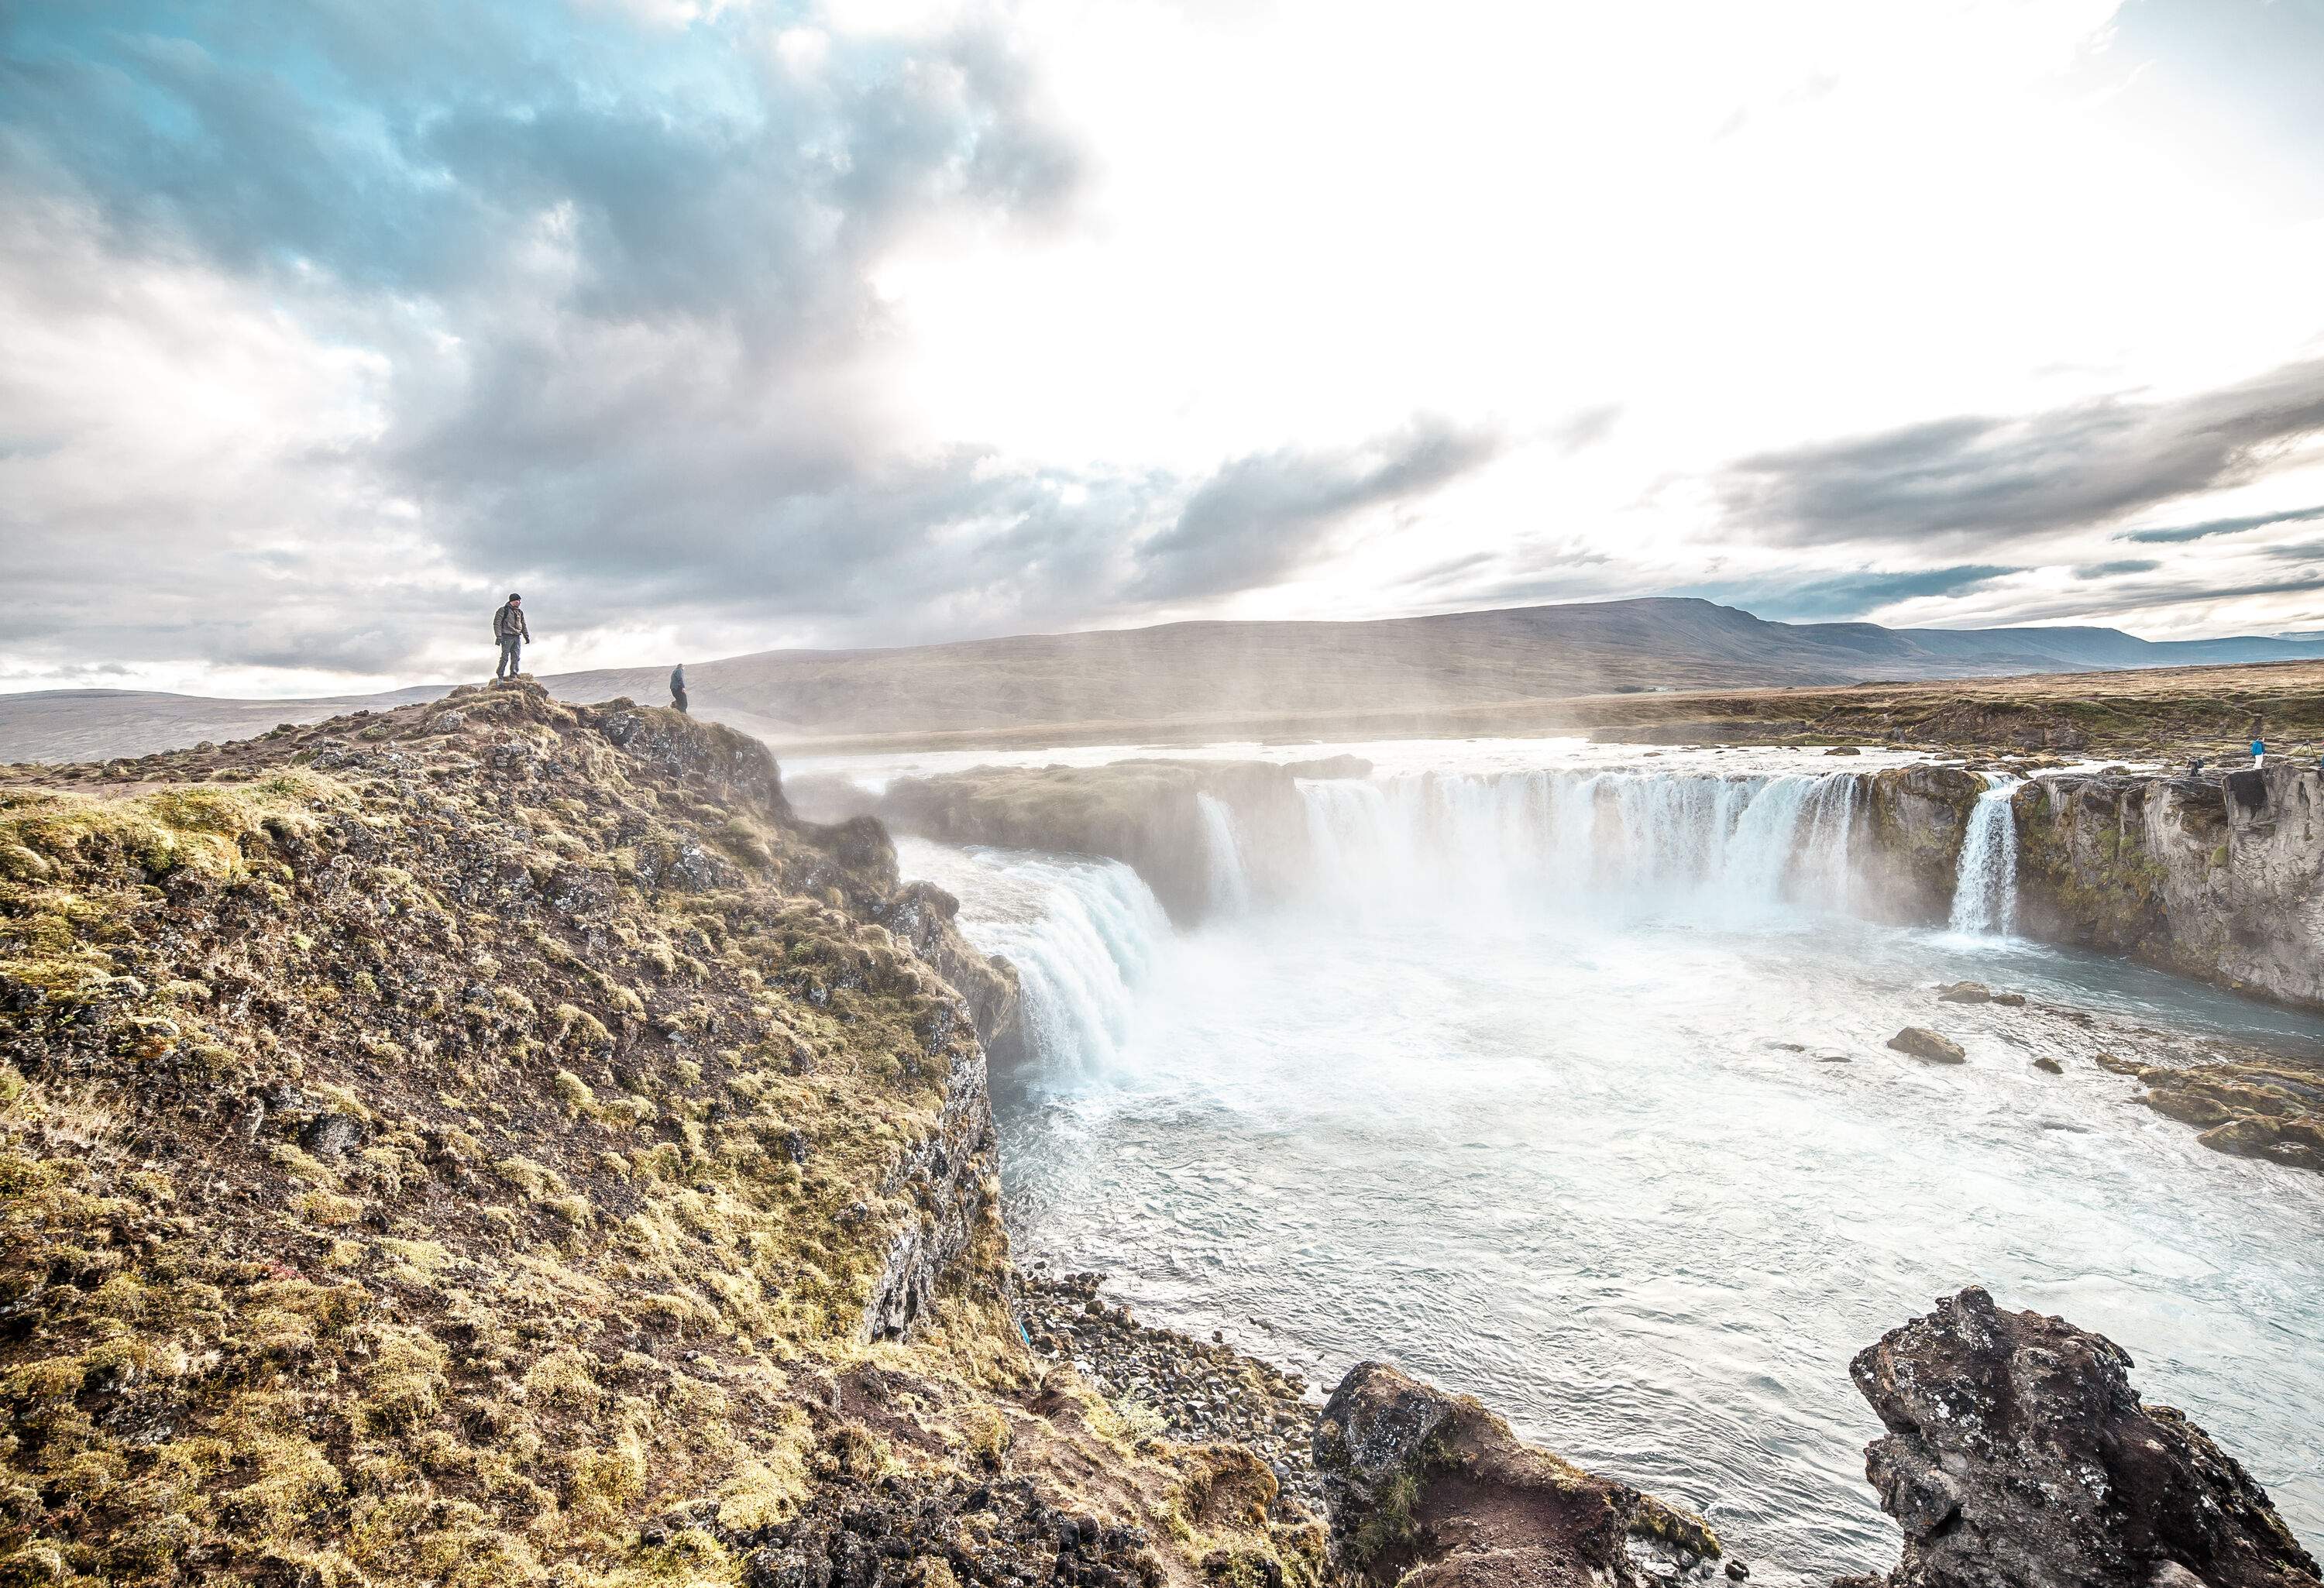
top-left (493, 605), bottom-right (531, 643)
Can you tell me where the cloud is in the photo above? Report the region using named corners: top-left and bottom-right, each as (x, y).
top-left (0, 0), bottom-right (1104, 682)
top-left (1549, 404), bottom-right (1621, 455)
top-left (2075, 559), bottom-right (2162, 579)
top-left (1673, 564), bottom-right (2020, 622)
top-left (1711, 358), bottom-right (2324, 549)
top-left (2118, 504), bottom-right (2324, 543)
top-left (1126, 418), bottom-right (1502, 602)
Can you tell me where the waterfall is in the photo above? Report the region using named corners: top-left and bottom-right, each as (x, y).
top-left (892, 840), bottom-right (1173, 1074)
top-left (1283, 768), bottom-right (1865, 914)
top-left (1196, 792), bottom-right (1255, 914)
top-left (1948, 777), bottom-right (2022, 936)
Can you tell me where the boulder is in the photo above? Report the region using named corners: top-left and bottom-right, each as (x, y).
top-left (1843, 1286), bottom-right (2319, 1588)
top-left (1314, 1361), bottom-right (1716, 1586)
top-left (1887, 1027), bottom-right (1966, 1064)
top-left (1936, 981), bottom-right (1991, 1004)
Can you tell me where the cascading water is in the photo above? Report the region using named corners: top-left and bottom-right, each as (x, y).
top-left (1949, 777), bottom-right (2023, 936)
top-left (1284, 768), bottom-right (1865, 916)
top-left (1195, 792), bottom-right (1255, 914)
top-left (892, 839), bottom-right (1172, 1074)
top-left (885, 748), bottom-right (2324, 1579)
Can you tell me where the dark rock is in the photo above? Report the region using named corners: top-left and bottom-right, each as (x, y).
top-left (298, 1111), bottom-right (366, 1160)
top-left (1989, 992), bottom-right (2026, 1008)
top-left (2032, 1057), bottom-right (2063, 1074)
top-left (1886, 1027), bottom-right (1966, 1064)
top-left (1844, 1286), bottom-right (2319, 1588)
top-left (1727, 1562), bottom-right (1749, 1580)
top-left (1313, 1360), bottom-right (1716, 1586)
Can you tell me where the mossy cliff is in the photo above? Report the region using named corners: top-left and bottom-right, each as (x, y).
top-left (0, 682), bottom-right (1325, 1588)
top-left (1854, 767), bottom-right (1985, 921)
top-left (2014, 767), bottom-right (2324, 1010)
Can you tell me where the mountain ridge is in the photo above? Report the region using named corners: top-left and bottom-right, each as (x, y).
top-left (5, 596), bottom-right (2322, 761)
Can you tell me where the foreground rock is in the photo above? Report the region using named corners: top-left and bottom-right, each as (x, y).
top-left (1841, 1287), bottom-right (2320, 1588)
top-left (1313, 1362), bottom-right (1716, 1586)
top-left (1886, 1026), bottom-right (1966, 1064)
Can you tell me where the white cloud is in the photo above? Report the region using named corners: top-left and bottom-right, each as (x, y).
top-left (5, 0), bottom-right (2324, 696)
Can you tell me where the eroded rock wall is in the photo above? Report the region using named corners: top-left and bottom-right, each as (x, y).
top-left (2014, 767), bottom-right (2324, 1009)
top-left (1856, 766), bottom-right (1986, 921)
top-left (875, 758), bottom-right (1321, 923)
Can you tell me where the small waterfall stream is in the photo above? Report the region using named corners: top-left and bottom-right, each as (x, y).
top-left (1195, 791), bottom-right (1256, 914)
top-left (1949, 777), bottom-right (2023, 936)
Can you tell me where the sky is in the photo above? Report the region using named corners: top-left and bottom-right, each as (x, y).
top-left (5, 0), bottom-right (2324, 696)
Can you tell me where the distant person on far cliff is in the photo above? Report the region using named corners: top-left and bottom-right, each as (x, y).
top-left (2251, 735), bottom-right (2266, 769)
top-left (493, 593), bottom-right (530, 679)
top-left (670, 662), bottom-right (689, 715)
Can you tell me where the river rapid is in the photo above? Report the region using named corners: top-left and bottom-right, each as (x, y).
top-left (843, 741), bottom-right (2324, 1583)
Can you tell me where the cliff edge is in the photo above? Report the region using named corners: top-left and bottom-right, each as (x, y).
top-left (0, 682), bottom-right (1320, 1586)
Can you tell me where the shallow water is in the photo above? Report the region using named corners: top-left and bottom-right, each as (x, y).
top-left (885, 750), bottom-right (2324, 1583)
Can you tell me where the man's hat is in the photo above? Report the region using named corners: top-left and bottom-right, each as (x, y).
top-left (509, 593), bottom-right (521, 600)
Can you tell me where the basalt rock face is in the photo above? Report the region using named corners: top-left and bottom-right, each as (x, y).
top-left (1856, 767), bottom-right (1985, 923)
top-left (1313, 1361), bottom-right (1717, 1586)
top-left (1844, 1287), bottom-right (2320, 1588)
top-left (872, 759), bottom-right (1310, 923)
top-left (2013, 768), bottom-right (2324, 1010)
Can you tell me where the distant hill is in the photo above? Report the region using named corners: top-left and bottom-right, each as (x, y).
top-left (5, 596), bottom-right (2321, 761)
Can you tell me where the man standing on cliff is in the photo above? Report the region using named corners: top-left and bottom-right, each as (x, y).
top-left (493, 593), bottom-right (530, 679)
top-left (670, 662), bottom-right (689, 714)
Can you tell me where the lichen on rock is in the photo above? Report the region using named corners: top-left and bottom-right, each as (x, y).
top-left (0, 682), bottom-right (1313, 1588)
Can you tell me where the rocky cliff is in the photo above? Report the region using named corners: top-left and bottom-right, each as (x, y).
top-left (1855, 766), bottom-right (1987, 921)
top-left (0, 682), bottom-right (1323, 1587)
top-left (839, 760), bottom-right (1344, 925)
top-left (2013, 766), bottom-right (2324, 1010)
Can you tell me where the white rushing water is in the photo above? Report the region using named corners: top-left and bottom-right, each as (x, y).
top-left (893, 750), bottom-right (2324, 1583)
top-left (1284, 768), bottom-right (1864, 918)
top-left (1948, 776), bottom-right (2023, 936)
top-left (1195, 791), bottom-right (1256, 915)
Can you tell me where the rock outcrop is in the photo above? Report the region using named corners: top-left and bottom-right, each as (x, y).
top-left (1886, 1027), bottom-right (1966, 1064)
top-left (0, 682), bottom-right (1320, 1588)
top-left (1841, 1286), bottom-right (2320, 1588)
top-left (869, 759), bottom-right (1314, 923)
top-left (2014, 768), bottom-right (2324, 1010)
top-left (1312, 1361), bottom-right (1717, 1586)
top-left (2133, 1058), bottom-right (2324, 1175)
top-left (1857, 767), bottom-right (1985, 922)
